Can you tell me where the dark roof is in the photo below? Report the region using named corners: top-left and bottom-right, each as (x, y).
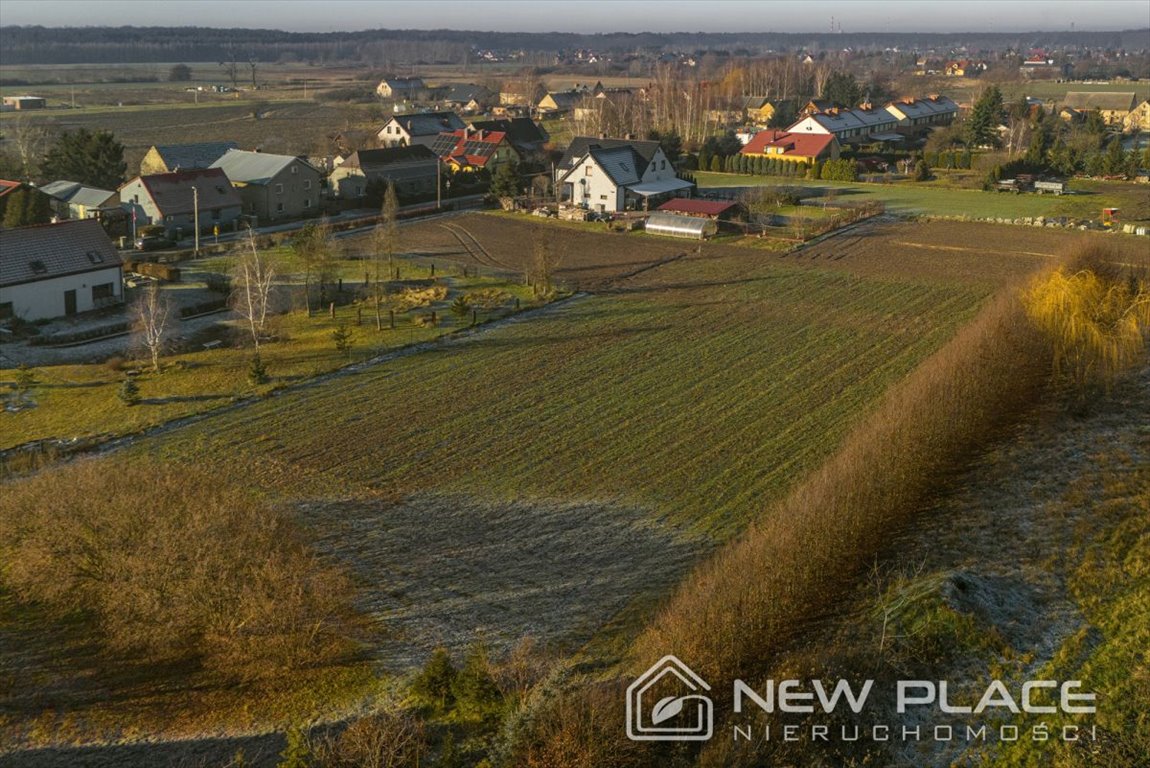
top-left (558, 136), bottom-right (661, 172)
top-left (657, 198), bottom-right (739, 216)
top-left (586, 146), bottom-right (643, 185)
top-left (469, 117), bottom-right (549, 150)
top-left (441, 83), bottom-right (491, 103)
top-left (344, 145), bottom-right (438, 176)
top-left (130, 167), bottom-right (241, 216)
top-left (149, 141), bottom-right (238, 171)
top-left (0, 219), bottom-right (121, 288)
top-left (390, 111), bottom-right (467, 137)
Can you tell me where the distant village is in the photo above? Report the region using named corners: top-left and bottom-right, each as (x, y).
top-left (2, 46), bottom-right (1149, 323)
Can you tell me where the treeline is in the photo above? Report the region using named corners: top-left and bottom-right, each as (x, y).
top-left (0, 25), bottom-right (1145, 65)
top-left (697, 153), bottom-right (860, 182)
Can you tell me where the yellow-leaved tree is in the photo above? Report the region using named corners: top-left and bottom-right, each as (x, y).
top-left (1023, 247), bottom-right (1149, 409)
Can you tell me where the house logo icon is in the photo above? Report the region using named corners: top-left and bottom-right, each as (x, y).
top-left (626, 655), bottom-right (713, 741)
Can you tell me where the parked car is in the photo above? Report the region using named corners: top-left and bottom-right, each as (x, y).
top-left (135, 234), bottom-right (174, 251)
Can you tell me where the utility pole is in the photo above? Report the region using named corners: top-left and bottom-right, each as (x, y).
top-left (436, 159), bottom-right (442, 209)
top-left (192, 185), bottom-right (200, 254)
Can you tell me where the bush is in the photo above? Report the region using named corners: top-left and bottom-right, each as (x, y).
top-left (312, 711), bottom-right (426, 768)
top-left (248, 355), bottom-right (269, 386)
top-left (410, 647), bottom-right (457, 713)
top-left (0, 459), bottom-right (365, 680)
top-left (451, 642), bottom-right (503, 722)
top-left (118, 377), bottom-right (140, 405)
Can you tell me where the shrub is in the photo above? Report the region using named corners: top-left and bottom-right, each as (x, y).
top-left (248, 355), bottom-right (269, 386)
top-left (118, 377), bottom-right (140, 405)
top-left (451, 642), bottom-right (503, 722)
top-left (0, 459), bottom-right (365, 680)
top-left (410, 647), bottom-right (457, 713)
top-left (312, 711), bottom-right (425, 768)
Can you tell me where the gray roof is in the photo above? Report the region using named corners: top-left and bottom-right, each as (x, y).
top-left (885, 96), bottom-right (959, 120)
top-left (150, 141), bottom-right (238, 171)
top-left (39, 180), bottom-right (117, 208)
top-left (1062, 92), bottom-right (1136, 112)
top-left (210, 149), bottom-right (316, 186)
top-left (558, 136), bottom-right (662, 173)
top-left (588, 146), bottom-right (642, 186)
top-left (469, 118), bottom-right (549, 150)
top-left (0, 219), bottom-right (120, 287)
top-left (441, 83), bottom-right (490, 103)
top-left (389, 111), bottom-right (467, 137)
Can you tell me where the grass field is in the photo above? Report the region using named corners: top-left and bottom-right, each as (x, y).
top-left (118, 223), bottom-right (1004, 675)
top-left (694, 170), bottom-right (1144, 220)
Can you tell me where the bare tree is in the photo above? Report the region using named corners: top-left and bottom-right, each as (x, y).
top-left (9, 115), bottom-right (50, 181)
top-left (370, 183), bottom-right (400, 330)
top-left (231, 231), bottom-right (276, 353)
top-left (219, 48), bottom-right (239, 91)
top-left (247, 56), bottom-right (258, 90)
top-left (529, 232), bottom-right (561, 298)
top-left (292, 219), bottom-right (339, 316)
top-left (133, 283), bottom-right (171, 373)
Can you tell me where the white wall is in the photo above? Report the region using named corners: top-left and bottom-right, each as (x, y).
top-left (5, 266), bottom-right (123, 321)
top-left (566, 155), bottom-right (622, 212)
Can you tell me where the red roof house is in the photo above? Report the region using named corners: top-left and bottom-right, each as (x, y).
top-left (740, 130), bottom-right (839, 163)
top-left (430, 128), bottom-right (519, 171)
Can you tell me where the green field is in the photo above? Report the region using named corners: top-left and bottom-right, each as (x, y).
top-left (145, 249), bottom-right (990, 537)
top-left (695, 171), bottom-right (1136, 220)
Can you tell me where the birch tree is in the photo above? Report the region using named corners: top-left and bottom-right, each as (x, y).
top-left (231, 232), bottom-right (276, 354)
top-left (133, 283), bottom-right (171, 373)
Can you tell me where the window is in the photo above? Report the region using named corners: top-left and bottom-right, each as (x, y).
top-left (585, 166), bottom-right (592, 176)
top-left (660, 160), bottom-right (666, 170)
top-left (600, 194), bottom-right (607, 200)
top-left (276, 202), bottom-right (284, 212)
top-left (275, 183), bottom-right (284, 194)
top-left (92, 283), bottom-right (114, 301)
top-left (85, 250), bottom-right (104, 264)
top-left (291, 165), bottom-right (298, 175)
top-left (303, 179), bottom-right (312, 190)
top-left (304, 199), bottom-right (311, 208)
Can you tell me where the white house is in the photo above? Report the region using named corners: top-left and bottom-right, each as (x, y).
top-left (0, 219), bottom-right (123, 321)
top-left (555, 137), bottom-right (690, 213)
top-left (884, 95), bottom-right (960, 136)
top-left (787, 106), bottom-right (901, 143)
top-left (377, 111), bottom-right (467, 148)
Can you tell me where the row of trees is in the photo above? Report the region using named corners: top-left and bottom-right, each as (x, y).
top-left (700, 152), bottom-right (860, 182)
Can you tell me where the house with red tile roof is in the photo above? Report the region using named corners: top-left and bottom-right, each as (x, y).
top-left (119, 167), bottom-right (242, 239)
top-left (431, 128), bottom-right (519, 172)
top-left (739, 130), bottom-right (840, 164)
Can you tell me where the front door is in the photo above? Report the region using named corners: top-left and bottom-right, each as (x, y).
top-left (64, 289), bottom-right (77, 316)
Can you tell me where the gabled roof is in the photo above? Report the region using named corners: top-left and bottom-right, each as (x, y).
top-left (469, 117), bottom-right (549, 149)
top-left (0, 179), bottom-right (22, 198)
top-left (587, 146), bottom-right (643, 186)
top-left (210, 149), bottom-right (314, 185)
top-left (741, 130), bottom-right (836, 159)
top-left (884, 95), bottom-right (960, 120)
top-left (441, 83), bottom-right (490, 103)
top-left (380, 76), bottom-right (425, 89)
top-left (433, 129), bottom-right (511, 168)
top-left (127, 167), bottom-right (241, 216)
top-left (343, 145), bottom-right (438, 174)
top-left (540, 90), bottom-right (584, 110)
top-left (558, 136), bottom-right (661, 173)
top-left (1062, 92), bottom-right (1136, 112)
top-left (657, 198), bottom-right (738, 216)
top-left (149, 141), bottom-right (238, 171)
top-left (387, 111), bottom-right (467, 137)
top-left (39, 180), bottom-right (117, 208)
top-left (0, 219), bottom-right (120, 288)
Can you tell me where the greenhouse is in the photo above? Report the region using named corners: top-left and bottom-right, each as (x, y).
top-left (643, 211), bottom-right (717, 240)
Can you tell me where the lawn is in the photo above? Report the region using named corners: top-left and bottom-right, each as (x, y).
top-left (1, 270), bottom-right (539, 452)
top-left (694, 171), bottom-right (1132, 220)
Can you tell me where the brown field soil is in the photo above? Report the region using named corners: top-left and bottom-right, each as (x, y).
top-left (0, 99), bottom-right (380, 170)
top-left (381, 212), bottom-right (692, 289)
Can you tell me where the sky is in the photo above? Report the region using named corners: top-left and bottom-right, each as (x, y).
top-left (0, 0), bottom-right (1146, 34)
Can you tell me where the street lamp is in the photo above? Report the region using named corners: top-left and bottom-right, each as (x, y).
top-left (191, 185), bottom-right (200, 254)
